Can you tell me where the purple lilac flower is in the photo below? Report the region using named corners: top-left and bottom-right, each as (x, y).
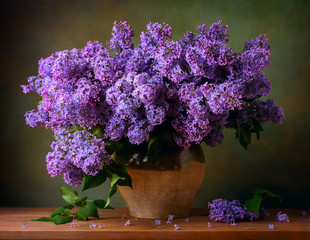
top-left (277, 211), bottom-right (290, 222)
top-left (46, 129), bottom-right (111, 186)
top-left (22, 20), bottom-right (285, 172)
top-left (89, 223), bottom-right (97, 228)
top-left (269, 224), bottom-right (274, 230)
top-left (22, 223), bottom-right (28, 229)
top-left (125, 220), bottom-right (131, 226)
top-left (108, 20), bottom-right (134, 51)
top-left (208, 199), bottom-right (266, 223)
top-left (168, 215), bottom-right (174, 222)
top-left (155, 220), bottom-right (161, 225)
top-left (174, 224), bottom-right (180, 230)
top-left (207, 222), bottom-right (211, 228)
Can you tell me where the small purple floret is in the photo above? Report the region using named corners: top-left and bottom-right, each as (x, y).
top-left (70, 222), bottom-right (77, 228)
top-left (89, 223), bottom-right (96, 228)
top-left (98, 224), bottom-right (106, 228)
top-left (174, 224), bottom-right (180, 230)
top-left (277, 211), bottom-right (290, 222)
top-left (155, 220), bottom-right (161, 225)
top-left (125, 220), bottom-right (131, 226)
top-left (269, 224), bottom-right (274, 230)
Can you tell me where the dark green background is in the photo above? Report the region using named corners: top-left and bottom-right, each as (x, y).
top-left (1, 0), bottom-right (309, 208)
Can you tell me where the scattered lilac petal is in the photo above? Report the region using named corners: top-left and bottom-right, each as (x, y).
top-left (89, 223), bottom-right (97, 228)
top-left (22, 223), bottom-right (28, 229)
top-left (125, 220), bottom-right (131, 226)
top-left (277, 211), bottom-right (290, 222)
top-left (72, 216), bottom-right (77, 222)
top-left (155, 219), bottom-right (161, 226)
top-left (168, 215), bottom-right (174, 222)
top-left (185, 217), bottom-right (190, 222)
top-left (174, 224), bottom-right (180, 230)
top-left (269, 224), bottom-right (274, 230)
top-left (135, 217), bottom-right (138, 221)
top-left (98, 224), bottom-right (106, 228)
top-left (70, 222), bottom-right (77, 228)
top-left (208, 222), bottom-right (211, 228)
top-left (122, 214), bottom-right (127, 219)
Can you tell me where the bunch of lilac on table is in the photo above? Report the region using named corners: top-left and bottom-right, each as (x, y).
top-left (208, 199), bottom-right (267, 223)
top-left (22, 20), bottom-right (284, 223)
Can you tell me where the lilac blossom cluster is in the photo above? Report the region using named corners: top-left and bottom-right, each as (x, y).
top-left (46, 129), bottom-right (111, 185)
top-left (22, 20), bottom-right (284, 184)
top-left (208, 199), bottom-right (267, 223)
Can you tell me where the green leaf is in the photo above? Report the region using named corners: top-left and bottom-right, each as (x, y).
top-left (51, 215), bottom-right (72, 225)
top-left (245, 193), bottom-right (263, 215)
top-left (59, 186), bottom-right (79, 204)
top-left (245, 188), bottom-right (281, 215)
top-left (252, 118), bottom-right (264, 140)
top-left (236, 124), bottom-right (251, 150)
top-left (90, 125), bottom-right (103, 138)
top-left (241, 124), bottom-right (251, 144)
top-left (156, 226), bottom-right (166, 229)
top-left (51, 207), bottom-right (71, 217)
top-left (93, 199), bottom-right (114, 209)
top-left (82, 170), bottom-right (107, 192)
top-left (75, 212), bottom-right (88, 221)
top-left (109, 164), bottom-right (132, 187)
top-left (75, 196), bottom-right (88, 207)
top-left (105, 183), bottom-right (118, 208)
top-left (78, 202), bottom-right (99, 219)
top-left (30, 217), bottom-right (52, 222)
top-left (148, 136), bottom-right (159, 153)
top-left (252, 188), bottom-right (281, 201)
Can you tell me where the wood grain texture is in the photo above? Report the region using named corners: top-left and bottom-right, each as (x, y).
top-left (0, 208), bottom-right (309, 240)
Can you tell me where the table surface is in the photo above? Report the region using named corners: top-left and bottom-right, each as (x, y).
top-left (0, 208), bottom-right (309, 240)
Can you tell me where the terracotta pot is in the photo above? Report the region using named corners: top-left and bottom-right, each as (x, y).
top-left (117, 144), bottom-right (205, 218)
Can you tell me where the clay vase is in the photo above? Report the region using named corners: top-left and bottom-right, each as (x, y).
top-left (117, 144), bottom-right (205, 218)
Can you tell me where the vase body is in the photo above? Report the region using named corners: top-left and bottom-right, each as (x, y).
top-left (117, 144), bottom-right (205, 218)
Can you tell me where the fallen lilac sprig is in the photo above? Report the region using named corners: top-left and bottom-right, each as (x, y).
top-left (208, 199), bottom-right (267, 223)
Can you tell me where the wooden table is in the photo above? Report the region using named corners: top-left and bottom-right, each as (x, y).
top-left (0, 208), bottom-right (309, 239)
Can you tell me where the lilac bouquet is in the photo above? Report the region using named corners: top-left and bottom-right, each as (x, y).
top-left (22, 21), bottom-right (284, 217)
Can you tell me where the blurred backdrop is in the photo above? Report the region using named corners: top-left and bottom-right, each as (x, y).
top-left (1, 0), bottom-right (309, 208)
